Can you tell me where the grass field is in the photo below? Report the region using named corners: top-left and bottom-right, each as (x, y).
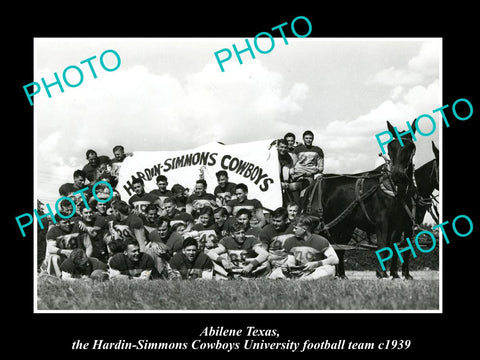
top-left (37, 271), bottom-right (439, 311)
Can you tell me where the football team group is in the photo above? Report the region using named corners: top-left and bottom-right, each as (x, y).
top-left (38, 130), bottom-right (341, 281)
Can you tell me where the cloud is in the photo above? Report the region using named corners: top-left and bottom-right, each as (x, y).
top-left (371, 66), bottom-right (424, 87)
top-left (35, 58), bottom-right (310, 201)
top-left (35, 39), bottom-right (441, 202)
top-left (408, 40), bottom-right (441, 76)
top-left (369, 40), bottom-right (441, 88)
top-left (314, 78), bottom-right (440, 174)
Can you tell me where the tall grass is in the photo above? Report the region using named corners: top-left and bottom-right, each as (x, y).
top-left (37, 273), bottom-right (439, 311)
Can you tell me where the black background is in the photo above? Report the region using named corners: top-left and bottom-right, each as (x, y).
top-left (8, 4), bottom-right (478, 358)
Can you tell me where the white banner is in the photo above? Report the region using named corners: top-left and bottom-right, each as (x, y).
top-left (116, 139), bottom-right (282, 211)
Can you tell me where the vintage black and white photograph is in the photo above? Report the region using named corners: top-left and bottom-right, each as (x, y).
top-left (33, 36), bottom-right (442, 312)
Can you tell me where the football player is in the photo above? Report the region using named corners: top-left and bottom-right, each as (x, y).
top-left (214, 170), bottom-right (236, 207)
top-left (106, 200), bottom-right (147, 251)
top-left (149, 175), bottom-right (173, 208)
top-left (128, 178), bottom-right (162, 216)
top-left (207, 222), bottom-right (269, 279)
top-left (185, 179), bottom-right (217, 216)
top-left (225, 183), bottom-right (266, 228)
top-left (282, 215), bottom-right (338, 280)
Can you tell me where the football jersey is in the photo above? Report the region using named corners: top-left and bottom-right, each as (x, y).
top-left (140, 216), bottom-right (160, 234)
top-left (283, 234), bottom-right (331, 266)
top-left (82, 163), bottom-right (99, 183)
top-left (293, 144), bottom-right (324, 175)
top-left (169, 252), bottom-right (213, 279)
top-left (259, 224), bottom-right (294, 267)
top-left (166, 209), bottom-right (193, 226)
top-left (108, 252), bottom-right (158, 278)
top-left (226, 198), bottom-right (263, 216)
top-left (186, 193), bottom-right (217, 211)
top-left (219, 236), bottom-right (262, 272)
top-left (148, 230), bottom-right (184, 255)
top-left (60, 257), bottom-right (108, 278)
top-left (214, 182), bottom-right (237, 207)
top-left (191, 224), bottom-right (219, 253)
top-left (81, 216), bottom-right (108, 262)
top-left (149, 189), bottom-right (173, 207)
top-left (46, 225), bottom-right (82, 250)
top-left (128, 193), bottom-right (159, 215)
top-left (107, 214), bottom-right (144, 243)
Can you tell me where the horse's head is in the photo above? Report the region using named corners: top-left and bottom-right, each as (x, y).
top-left (386, 120), bottom-right (417, 196)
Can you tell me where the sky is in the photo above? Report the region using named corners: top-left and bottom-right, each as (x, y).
top-left (34, 37), bottom-right (441, 206)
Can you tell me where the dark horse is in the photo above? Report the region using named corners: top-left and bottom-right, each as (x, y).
top-left (393, 141), bottom-right (439, 279)
top-left (301, 120), bottom-right (417, 279)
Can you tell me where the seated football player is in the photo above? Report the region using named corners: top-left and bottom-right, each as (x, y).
top-left (258, 207), bottom-right (294, 277)
top-left (58, 169), bottom-right (90, 206)
top-left (185, 179), bottom-right (217, 216)
top-left (147, 216), bottom-right (184, 256)
top-left (108, 238), bottom-right (160, 280)
top-left (82, 149), bottom-right (111, 183)
top-left (60, 248), bottom-right (108, 281)
top-left (213, 207), bottom-right (230, 239)
top-left (128, 178), bottom-right (162, 216)
top-left (188, 207), bottom-right (218, 253)
top-left (77, 203), bottom-right (109, 263)
top-left (149, 175), bottom-right (173, 208)
top-left (206, 222), bottom-right (269, 279)
top-left (171, 222), bottom-right (187, 236)
top-left (171, 184), bottom-right (188, 212)
top-left (91, 198), bottom-right (111, 219)
top-left (106, 200), bottom-right (147, 251)
top-left (162, 196), bottom-right (194, 229)
top-left (281, 215), bottom-right (339, 280)
top-left (44, 214), bottom-right (92, 277)
top-left (286, 202), bottom-right (299, 225)
top-left (225, 183), bottom-right (266, 228)
top-left (214, 170), bottom-right (237, 208)
top-left (169, 237), bottom-right (214, 280)
top-left (141, 203), bottom-right (161, 235)
top-left (192, 207), bottom-right (215, 229)
top-left (230, 208), bottom-right (261, 240)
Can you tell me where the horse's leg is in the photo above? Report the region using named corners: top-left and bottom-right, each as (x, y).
top-left (376, 223), bottom-right (389, 279)
top-left (335, 228), bottom-right (354, 279)
top-left (401, 229), bottom-right (414, 280)
top-left (402, 255), bottom-right (413, 280)
top-left (389, 230), bottom-right (401, 279)
top-left (336, 249), bottom-right (347, 279)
